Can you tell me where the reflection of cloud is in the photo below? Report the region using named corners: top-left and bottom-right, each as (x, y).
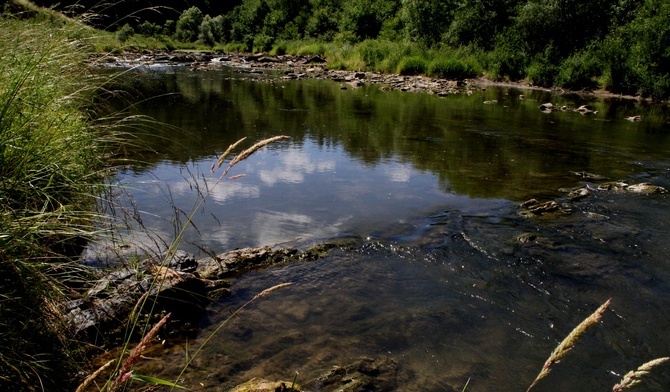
top-left (385, 164), bottom-right (412, 182)
top-left (171, 179), bottom-right (259, 204)
top-left (259, 148), bottom-right (335, 186)
top-left (253, 210), bottom-right (349, 246)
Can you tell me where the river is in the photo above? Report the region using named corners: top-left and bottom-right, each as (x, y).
top-left (96, 65), bottom-right (670, 391)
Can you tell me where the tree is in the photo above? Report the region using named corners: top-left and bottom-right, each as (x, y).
top-left (199, 15), bottom-right (224, 46)
top-left (401, 0), bottom-right (456, 47)
top-left (446, 0), bottom-right (522, 49)
top-left (175, 6), bottom-right (204, 42)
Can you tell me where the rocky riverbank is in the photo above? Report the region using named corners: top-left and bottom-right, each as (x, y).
top-left (89, 49), bottom-right (654, 102)
top-left (90, 49), bottom-right (494, 96)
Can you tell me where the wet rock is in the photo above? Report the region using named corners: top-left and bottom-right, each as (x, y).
top-left (305, 357), bottom-right (401, 392)
top-left (575, 104), bottom-right (597, 115)
top-left (68, 264), bottom-right (208, 343)
top-left (625, 115), bottom-right (642, 122)
top-left (516, 233), bottom-right (538, 244)
top-left (571, 171), bottom-right (608, 180)
top-left (168, 54), bottom-right (195, 62)
top-left (539, 103), bottom-right (556, 112)
top-left (626, 182), bottom-right (667, 194)
top-left (519, 199), bottom-right (568, 216)
top-left (161, 250), bottom-right (197, 272)
top-left (304, 55), bottom-right (326, 64)
top-left (483, 100), bottom-right (498, 104)
top-left (567, 187), bottom-right (591, 201)
top-left (230, 378), bottom-right (300, 392)
top-left (197, 246), bottom-right (300, 280)
top-left (258, 56), bottom-right (280, 63)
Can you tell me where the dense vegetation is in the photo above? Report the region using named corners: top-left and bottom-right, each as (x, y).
top-left (36, 0), bottom-right (670, 99)
top-left (0, 2), bottom-right (112, 390)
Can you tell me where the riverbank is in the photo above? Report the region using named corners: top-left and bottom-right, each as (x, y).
top-left (89, 49), bottom-right (659, 104)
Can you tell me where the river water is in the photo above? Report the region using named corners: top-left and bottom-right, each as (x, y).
top-left (98, 66), bottom-right (670, 391)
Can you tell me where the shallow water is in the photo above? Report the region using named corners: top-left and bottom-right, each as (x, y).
top-left (98, 66), bottom-right (670, 391)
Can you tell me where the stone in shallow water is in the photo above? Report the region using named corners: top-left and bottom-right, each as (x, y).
top-left (230, 378), bottom-right (300, 392)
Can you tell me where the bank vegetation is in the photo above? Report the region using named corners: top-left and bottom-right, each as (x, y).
top-left (34, 0), bottom-right (670, 100)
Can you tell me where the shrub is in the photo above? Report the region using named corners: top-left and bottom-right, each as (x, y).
top-left (116, 23), bottom-right (134, 42)
top-left (555, 49), bottom-right (600, 90)
top-left (428, 57), bottom-right (480, 79)
top-left (253, 33), bottom-right (275, 52)
top-left (397, 56), bottom-right (427, 75)
top-left (270, 41), bottom-right (288, 55)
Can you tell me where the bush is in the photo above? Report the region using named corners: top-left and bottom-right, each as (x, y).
top-left (224, 42), bottom-right (249, 53)
top-left (253, 33), bottom-right (274, 52)
top-left (428, 57), bottom-right (480, 79)
top-left (138, 20), bottom-right (161, 37)
top-left (357, 39), bottom-right (393, 69)
top-left (397, 56), bottom-right (427, 75)
top-left (116, 23), bottom-right (134, 42)
top-left (270, 41), bottom-right (288, 55)
top-left (555, 49), bottom-right (600, 90)
top-left (486, 29), bottom-right (528, 80)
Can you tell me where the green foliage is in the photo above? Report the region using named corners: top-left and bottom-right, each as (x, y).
top-left (116, 23), bottom-right (134, 42)
top-left (175, 6), bottom-right (204, 42)
top-left (199, 14), bottom-right (223, 46)
top-left (397, 56), bottom-right (427, 75)
top-left (486, 29), bottom-right (528, 81)
top-left (447, 0), bottom-right (521, 49)
top-left (339, 0), bottom-right (396, 43)
top-left (514, 0), bottom-right (613, 57)
top-left (305, 4), bottom-right (339, 40)
top-left (0, 14), bottom-right (107, 391)
top-left (401, 0), bottom-right (455, 47)
top-left (555, 49), bottom-right (600, 90)
top-left (137, 20), bottom-right (161, 37)
top-left (428, 57), bottom-right (480, 80)
top-left (75, 0), bottom-right (670, 97)
top-left (253, 32), bottom-right (275, 52)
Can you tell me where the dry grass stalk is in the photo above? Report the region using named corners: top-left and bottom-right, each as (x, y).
top-left (612, 357), bottom-right (670, 391)
top-left (527, 298), bottom-right (612, 392)
top-left (253, 283), bottom-right (294, 300)
top-left (75, 359), bottom-right (114, 392)
top-left (109, 312), bottom-right (171, 391)
top-left (215, 137), bottom-right (247, 170)
top-left (229, 135), bottom-right (291, 167)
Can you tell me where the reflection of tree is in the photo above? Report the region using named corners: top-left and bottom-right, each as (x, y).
top-left (109, 69), bottom-right (670, 200)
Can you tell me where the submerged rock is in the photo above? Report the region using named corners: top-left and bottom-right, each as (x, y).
top-left (230, 378), bottom-right (300, 392)
top-left (305, 357), bottom-right (402, 392)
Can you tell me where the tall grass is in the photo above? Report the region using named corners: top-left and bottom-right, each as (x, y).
top-left (0, 8), bottom-right (112, 391)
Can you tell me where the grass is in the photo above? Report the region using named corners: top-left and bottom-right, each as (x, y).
top-left (0, 6), bottom-right (113, 391)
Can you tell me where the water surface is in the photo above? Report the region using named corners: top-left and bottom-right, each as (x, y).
top-left (100, 66), bottom-right (670, 391)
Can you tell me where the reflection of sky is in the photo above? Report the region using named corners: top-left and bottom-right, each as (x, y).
top-left (259, 145), bottom-right (336, 186)
top-left (111, 139), bottom-right (483, 255)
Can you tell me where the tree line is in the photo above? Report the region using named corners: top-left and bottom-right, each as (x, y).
top-left (38, 0), bottom-right (670, 98)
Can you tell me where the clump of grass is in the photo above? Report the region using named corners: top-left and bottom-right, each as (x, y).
top-left (427, 57), bottom-right (480, 80)
top-left (527, 299), bottom-right (611, 391)
top-left (397, 56), bottom-right (428, 75)
top-left (0, 7), bottom-right (113, 391)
